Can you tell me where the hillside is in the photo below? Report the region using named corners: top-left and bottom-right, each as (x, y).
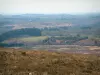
top-left (0, 47), bottom-right (100, 75)
top-left (0, 28), bottom-right (41, 42)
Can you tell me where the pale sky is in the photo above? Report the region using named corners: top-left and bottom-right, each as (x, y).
top-left (0, 0), bottom-right (100, 14)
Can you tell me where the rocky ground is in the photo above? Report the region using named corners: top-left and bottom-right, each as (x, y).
top-left (0, 47), bottom-right (100, 75)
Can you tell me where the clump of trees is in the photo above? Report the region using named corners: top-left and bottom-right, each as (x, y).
top-left (51, 35), bottom-right (88, 45)
top-left (54, 35), bottom-right (88, 41)
top-left (0, 28), bottom-right (41, 42)
top-left (81, 26), bottom-right (91, 30)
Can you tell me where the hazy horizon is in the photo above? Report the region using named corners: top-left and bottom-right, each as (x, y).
top-left (0, 0), bottom-right (100, 15)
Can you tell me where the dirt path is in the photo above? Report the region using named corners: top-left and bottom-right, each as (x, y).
top-left (64, 50), bottom-right (100, 54)
top-left (48, 49), bottom-right (100, 55)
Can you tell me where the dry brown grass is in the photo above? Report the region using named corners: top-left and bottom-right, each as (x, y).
top-left (0, 48), bottom-right (100, 75)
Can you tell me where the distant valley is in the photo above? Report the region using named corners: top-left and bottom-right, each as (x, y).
top-left (0, 14), bottom-right (100, 48)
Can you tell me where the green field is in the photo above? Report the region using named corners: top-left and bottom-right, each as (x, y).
top-left (2, 36), bottom-right (49, 43)
top-left (18, 36), bottom-right (48, 42)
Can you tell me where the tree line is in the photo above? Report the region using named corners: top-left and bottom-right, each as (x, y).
top-left (0, 28), bottom-right (41, 42)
